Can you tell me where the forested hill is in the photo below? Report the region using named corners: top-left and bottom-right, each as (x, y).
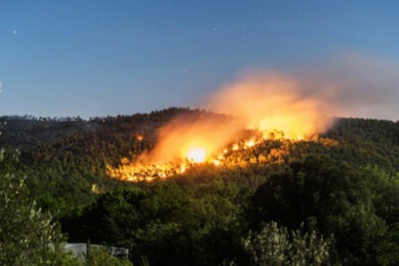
top-left (325, 117), bottom-right (399, 172)
top-left (0, 107), bottom-right (192, 151)
top-left (1, 108), bottom-right (399, 173)
top-left (1, 108), bottom-right (398, 265)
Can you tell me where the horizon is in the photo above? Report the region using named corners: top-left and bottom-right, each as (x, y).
top-left (1, 106), bottom-right (398, 124)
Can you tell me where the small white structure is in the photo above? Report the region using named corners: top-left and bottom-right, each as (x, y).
top-left (65, 243), bottom-right (129, 259)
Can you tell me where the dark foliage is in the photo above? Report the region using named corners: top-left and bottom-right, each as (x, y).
top-left (1, 108), bottom-right (398, 265)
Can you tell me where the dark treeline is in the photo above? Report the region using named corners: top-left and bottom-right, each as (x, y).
top-left (0, 108), bottom-right (398, 265)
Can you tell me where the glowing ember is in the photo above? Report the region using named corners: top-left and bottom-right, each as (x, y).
top-left (245, 139), bottom-right (256, 147)
top-left (186, 148), bottom-right (207, 163)
top-left (179, 165), bottom-right (186, 173)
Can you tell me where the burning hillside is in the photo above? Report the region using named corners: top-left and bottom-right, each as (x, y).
top-left (107, 73), bottom-right (336, 182)
top-left (107, 130), bottom-right (277, 182)
top-left (205, 73), bottom-right (334, 138)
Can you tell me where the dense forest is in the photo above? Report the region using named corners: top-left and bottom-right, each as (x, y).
top-left (0, 107), bottom-right (398, 265)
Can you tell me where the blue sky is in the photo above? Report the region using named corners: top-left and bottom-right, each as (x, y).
top-left (1, 1), bottom-right (399, 118)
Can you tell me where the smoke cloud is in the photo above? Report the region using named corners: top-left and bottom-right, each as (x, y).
top-left (293, 52), bottom-right (399, 120)
top-left (205, 72), bottom-right (334, 139)
top-left (143, 53), bottom-right (399, 163)
top-left (207, 52), bottom-right (399, 123)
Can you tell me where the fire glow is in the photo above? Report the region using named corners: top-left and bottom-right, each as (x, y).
top-left (186, 148), bottom-right (207, 163)
top-left (107, 73), bottom-right (336, 182)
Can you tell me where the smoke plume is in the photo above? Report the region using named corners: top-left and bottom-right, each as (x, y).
top-left (293, 52), bottom-right (399, 120)
top-left (143, 53), bottom-right (399, 163)
top-left (205, 72), bottom-right (334, 139)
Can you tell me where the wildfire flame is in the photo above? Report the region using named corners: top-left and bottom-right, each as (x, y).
top-left (186, 148), bottom-right (207, 163)
top-left (206, 73), bottom-right (333, 139)
top-left (107, 72), bottom-right (336, 182)
top-left (245, 139), bottom-right (256, 148)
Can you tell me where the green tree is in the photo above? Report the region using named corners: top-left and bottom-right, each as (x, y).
top-left (376, 223), bottom-right (399, 266)
top-left (250, 156), bottom-right (389, 264)
top-left (0, 151), bottom-right (80, 265)
top-left (86, 246), bottom-right (132, 266)
top-left (243, 221), bottom-right (332, 266)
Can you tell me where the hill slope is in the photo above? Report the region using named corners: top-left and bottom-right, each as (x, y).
top-left (0, 108), bottom-right (398, 265)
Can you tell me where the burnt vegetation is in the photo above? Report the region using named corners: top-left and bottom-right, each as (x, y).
top-left (0, 108), bottom-right (398, 265)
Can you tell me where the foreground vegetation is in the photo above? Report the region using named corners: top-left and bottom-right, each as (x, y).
top-left (0, 108), bottom-right (398, 265)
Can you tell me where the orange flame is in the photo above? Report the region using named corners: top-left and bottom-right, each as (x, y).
top-left (107, 72), bottom-right (336, 182)
top-left (186, 147), bottom-right (207, 163)
top-left (139, 113), bottom-right (241, 164)
top-left (206, 73), bottom-right (334, 139)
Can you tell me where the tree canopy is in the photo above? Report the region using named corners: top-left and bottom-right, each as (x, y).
top-left (1, 108), bottom-right (398, 265)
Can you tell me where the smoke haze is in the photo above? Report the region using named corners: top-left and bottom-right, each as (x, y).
top-left (143, 53), bottom-right (399, 163)
top-left (205, 73), bottom-right (334, 139)
top-left (207, 53), bottom-right (399, 122)
top-left (293, 53), bottom-right (399, 120)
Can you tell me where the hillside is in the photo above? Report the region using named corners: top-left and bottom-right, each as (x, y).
top-left (0, 108), bottom-right (398, 265)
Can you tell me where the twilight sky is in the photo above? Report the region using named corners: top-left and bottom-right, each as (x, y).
top-left (1, 1), bottom-right (399, 119)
